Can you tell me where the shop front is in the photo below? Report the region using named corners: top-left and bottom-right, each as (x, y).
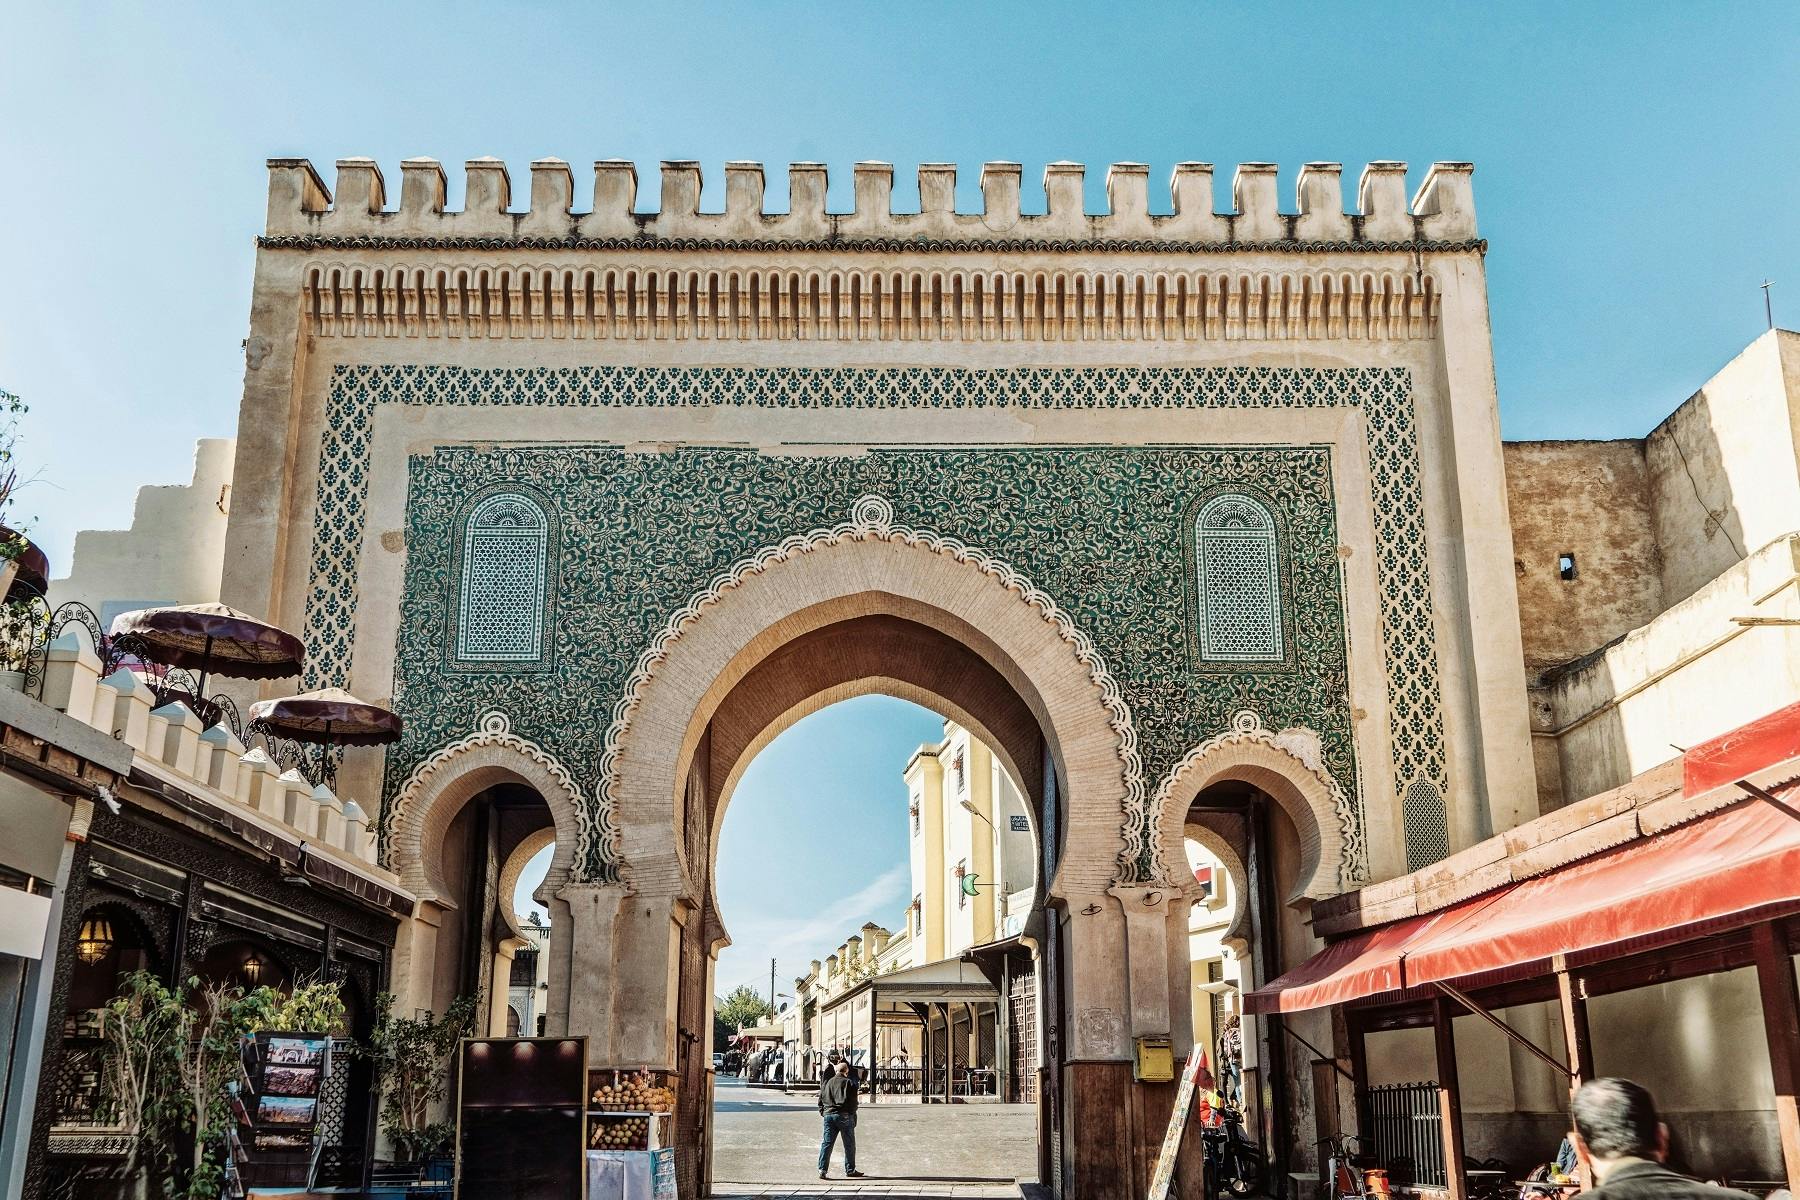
top-left (1248, 701), bottom-right (1800, 1199)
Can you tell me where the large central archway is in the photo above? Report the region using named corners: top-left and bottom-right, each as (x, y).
top-left (566, 498), bottom-right (1211, 1198)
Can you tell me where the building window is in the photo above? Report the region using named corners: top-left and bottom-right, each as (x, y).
top-left (1009, 814), bottom-right (1030, 833)
top-left (910, 797), bottom-right (920, 835)
top-left (956, 861), bottom-right (968, 909)
top-left (912, 896), bottom-right (923, 935)
top-left (456, 491), bottom-right (551, 663)
top-left (952, 751), bottom-right (966, 794)
top-left (1195, 493), bottom-right (1283, 663)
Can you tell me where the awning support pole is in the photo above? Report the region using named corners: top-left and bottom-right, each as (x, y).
top-left (1736, 780), bottom-right (1800, 824)
top-left (1278, 1023), bottom-right (1354, 1086)
top-left (868, 987), bottom-right (878, 1104)
top-left (1751, 921), bottom-right (1800, 1194)
top-left (1432, 981), bottom-right (1572, 1078)
top-left (1431, 995), bottom-right (1468, 1200)
top-left (1553, 955), bottom-right (1593, 1088)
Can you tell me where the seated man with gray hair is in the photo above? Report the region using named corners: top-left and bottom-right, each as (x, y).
top-left (1570, 1079), bottom-right (1757, 1200)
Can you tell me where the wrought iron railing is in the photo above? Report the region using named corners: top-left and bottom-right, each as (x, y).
top-left (1366, 1081), bottom-right (1445, 1187)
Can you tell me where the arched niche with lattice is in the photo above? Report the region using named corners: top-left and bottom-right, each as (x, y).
top-left (448, 488), bottom-right (558, 670)
top-left (1193, 492), bottom-right (1286, 664)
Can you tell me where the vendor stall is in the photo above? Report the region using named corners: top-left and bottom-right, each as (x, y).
top-left (1248, 701), bottom-right (1800, 1200)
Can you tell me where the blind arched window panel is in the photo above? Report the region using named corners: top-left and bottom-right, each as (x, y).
top-left (1195, 493), bottom-right (1283, 663)
top-left (456, 492), bottom-right (550, 662)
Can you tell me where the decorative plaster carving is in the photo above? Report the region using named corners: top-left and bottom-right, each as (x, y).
top-left (1153, 710), bottom-right (1358, 891)
top-left (596, 495), bottom-right (1152, 882)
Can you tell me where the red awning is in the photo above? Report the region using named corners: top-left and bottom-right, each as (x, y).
top-left (1246, 793), bottom-right (1800, 1015)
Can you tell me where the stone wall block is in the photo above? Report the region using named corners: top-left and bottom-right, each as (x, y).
top-left (848, 161), bottom-right (893, 233)
top-left (1231, 162), bottom-right (1283, 242)
top-left (1295, 162), bottom-right (1353, 241)
top-left (1042, 161), bottom-right (1087, 236)
top-left (201, 725), bottom-right (245, 794)
top-left (657, 160), bottom-right (703, 237)
top-left (785, 163), bottom-right (830, 238)
top-left (39, 632), bottom-right (100, 719)
top-left (1102, 162), bottom-right (1151, 238)
top-left (980, 162), bottom-right (1023, 231)
top-left (521, 158), bottom-right (574, 237)
top-left (265, 158), bottom-right (329, 236)
top-left (460, 157), bottom-right (514, 236)
top-left (313, 783), bottom-right (347, 848)
top-left (582, 160), bottom-right (639, 238)
top-left (1413, 161), bottom-right (1478, 240)
top-left (343, 801), bottom-right (371, 860)
top-left (716, 160), bottom-right (766, 236)
top-left (325, 158), bottom-right (386, 234)
top-left (98, 669), bottom-right (153, 751)
top-left (1358, 161), bottom-right (1412, 241)
top-left (151, 701), bottom-right (204, 778)
top-left (238, 748), bottom-right (282, 816)
top-left (398, 157), bottom-right (448, 231)
top-left (277, 768), bottom-right (316, 834)
top-left (1165, 163), bottom-right (1228, 241)
top-left (917, 163), bottom-right (957, 236)
top-left (142, 709), bottom-right (170, 766)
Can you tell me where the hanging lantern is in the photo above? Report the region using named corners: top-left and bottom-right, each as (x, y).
top-left (75, 917), bottom-right (115, 965)
top-left (242, 951), bottom-right (264, 984)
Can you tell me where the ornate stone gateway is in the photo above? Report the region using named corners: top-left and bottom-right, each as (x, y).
top-left (224, 154), bottom-right (1535, 1198)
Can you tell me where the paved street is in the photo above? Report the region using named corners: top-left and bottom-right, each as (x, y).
top-left (711, 1076), bottom-right (1037, 1193)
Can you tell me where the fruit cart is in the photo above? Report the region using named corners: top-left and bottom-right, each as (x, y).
top-left (587, 1069), bottom-right (677, 1200)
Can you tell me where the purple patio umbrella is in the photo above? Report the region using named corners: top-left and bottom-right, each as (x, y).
top-left (247, 688), bottom-right (402, 788)
top-left (109, 603), bottom-right (304, 691)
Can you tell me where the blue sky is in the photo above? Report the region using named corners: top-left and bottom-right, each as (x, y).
top-left (9, 2), bottom-right (1797, 988)
top-left (515, 696), bottom-right (944, 1000)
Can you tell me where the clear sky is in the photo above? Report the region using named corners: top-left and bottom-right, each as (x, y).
top-left (514, 696), bottom-right (944, 1001)
top-left (10, 3), bottom-right (1797, 993)
top-left (4, 2), bottom-right (1798, 565)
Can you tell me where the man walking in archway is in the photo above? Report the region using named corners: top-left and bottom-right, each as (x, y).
top-left (817, 1061), bottom-right (865, 1180)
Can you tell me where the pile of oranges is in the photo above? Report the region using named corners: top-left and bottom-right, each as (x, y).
top-left (589, 1115), bottom-right (651, 1150)
top-left (589, 1071), bottom-right (675, 1114)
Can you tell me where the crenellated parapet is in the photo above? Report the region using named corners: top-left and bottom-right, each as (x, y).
top-left (264, 157), bottom-right (1479, 249)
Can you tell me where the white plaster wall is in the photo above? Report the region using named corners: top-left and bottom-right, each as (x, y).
top-left (1645, 330), bottom-right (1800, 608)
top-left (1542, 533), bottom-right (1800, 801)
top-left (49, 438), bottom-right (235, 622)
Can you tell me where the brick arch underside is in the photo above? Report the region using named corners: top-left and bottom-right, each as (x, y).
top-left (610, 536), bottom-right (1133, 905)
top-left (698, 613), bottom-right (1048, 948)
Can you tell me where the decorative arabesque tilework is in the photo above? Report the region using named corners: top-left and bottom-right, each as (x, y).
top-left (456, 492), bottom-right (549, 662)
top-left (301, 365), bottom-right (1452, 883)
top-left (1195, 493), bottom-right (1283, 663)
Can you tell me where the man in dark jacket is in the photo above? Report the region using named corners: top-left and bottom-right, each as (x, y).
top-left (1571, 1079), bottom-right (1757, 1200)
top-left (817, 1062), bottom-right (864, 1179)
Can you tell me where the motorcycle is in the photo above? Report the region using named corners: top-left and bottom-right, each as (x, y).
top-left (1202, 1107), bottom-right (1266, 1198)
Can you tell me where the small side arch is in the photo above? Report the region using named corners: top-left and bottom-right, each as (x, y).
top-left (1153, 711), bottom-right (1347, 902)
top-left (386, 711), bottom-right (584, 907)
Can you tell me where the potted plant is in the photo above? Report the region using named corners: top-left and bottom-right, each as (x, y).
top-left (95, 971), bottom-right (347, 1200)
top-left (358, 993), bottom-right (475, 1169)
top-left (95, 971), bottom-right (186, 1200)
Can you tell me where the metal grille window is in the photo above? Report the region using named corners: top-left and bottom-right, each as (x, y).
top-left (457, 492), bottom-right (549, 662)
top-left (1402, 779), bottom-right (1451, 870)
top-left (1196, 493), bottom-right (1283, 662)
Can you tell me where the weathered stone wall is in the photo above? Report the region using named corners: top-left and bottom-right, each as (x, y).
top-left (1502, 439), bottom-right (1661, 670)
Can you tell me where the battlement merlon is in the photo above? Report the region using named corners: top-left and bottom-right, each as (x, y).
top-left (262, 158), bottom-right (1480, 246)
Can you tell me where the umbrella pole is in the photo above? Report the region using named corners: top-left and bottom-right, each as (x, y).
top-left (196, 635), bottom-right (213, 706)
